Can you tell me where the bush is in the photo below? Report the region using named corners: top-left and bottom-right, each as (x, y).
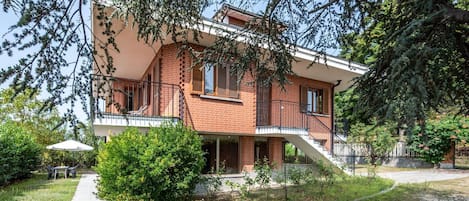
top-left (96, 122), bottom-right (205, 200)
top-left (0, 122), bottom-right (41, 186)
top-left (410, 115), bottom-right (469, 165)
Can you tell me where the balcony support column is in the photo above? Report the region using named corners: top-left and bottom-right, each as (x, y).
top-left (268, 137), bottom-right (283, 169)
top-left (239, 136), bottom-right (254, 172)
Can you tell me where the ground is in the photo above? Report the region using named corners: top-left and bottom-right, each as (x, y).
top-left (1, 167), bottom-right (468, 201)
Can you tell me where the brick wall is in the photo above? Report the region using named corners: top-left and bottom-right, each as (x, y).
top-left (271, 75), bottom-right (333, 150)
top-left (239, 136), bottom-right (255, 171)
top-left (268, 137), bottom-right (283, 169)
top-left (178, 44), bottom-right (257, 134)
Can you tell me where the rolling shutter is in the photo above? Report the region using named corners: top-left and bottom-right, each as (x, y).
top-left (191, 64), bottom-right (203, 94)
top-left (300, 85), bottom-right (307, 113)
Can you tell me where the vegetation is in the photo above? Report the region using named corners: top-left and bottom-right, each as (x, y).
top-left (219, 176), bottom-right (394, 201)
top-left (0, 122), bottom-right (41, 186)
top-left (0, 173), bottom-right (79, 201)
top-left (0, 88), bottom-right (66, 167)
top-left (409, 114), bottom-right (469, 165)
top-left (0, 1), bottom-right (467, 131)
top-left (349, 122), bottom-right (397, 167)
top-left (0, 88), bottom-right (99, 168)
top-left (96, 123), bottom-right (205, 200)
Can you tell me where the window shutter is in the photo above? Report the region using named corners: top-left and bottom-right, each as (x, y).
top-left (300, 85), bottom-right (307, 113)
top-left (217, 65), bottom-right (227, 96)
top-left (191, 64), bottom-right (203, 94)
top-left (228, 71), bottom-right (239, 98)
top-left (323, 88), bottom-right (329, 114)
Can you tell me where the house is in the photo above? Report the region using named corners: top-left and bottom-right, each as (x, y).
top-left (91, 3), bottom-right (368, 174)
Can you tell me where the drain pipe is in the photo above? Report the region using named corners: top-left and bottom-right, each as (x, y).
top-left (330, 80), bottom-right (342, 155)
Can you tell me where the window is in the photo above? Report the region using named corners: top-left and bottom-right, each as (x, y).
top-left (192, 62), bottom-right (239, 98)
top-left (300, 85), bottom-right (329, 114)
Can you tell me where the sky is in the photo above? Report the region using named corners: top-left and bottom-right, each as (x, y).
top-left (0, 1), bottom-right (341, 123)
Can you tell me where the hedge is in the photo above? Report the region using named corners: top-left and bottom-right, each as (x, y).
top-left (0, 122), bottom-right (41, 186)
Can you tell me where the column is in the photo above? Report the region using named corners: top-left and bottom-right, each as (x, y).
top-left (268, 137), bottom-right (283, 169)
top-left (239, 136), bottom-right (254, 172)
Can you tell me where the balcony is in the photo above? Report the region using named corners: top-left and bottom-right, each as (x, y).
top-left (92, 76), bottom-right (183, 136)
top-left (255, 100), bottom-right (331, 136)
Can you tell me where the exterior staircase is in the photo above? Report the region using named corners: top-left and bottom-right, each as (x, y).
top-left (284, 134), bottom-right (354, 175)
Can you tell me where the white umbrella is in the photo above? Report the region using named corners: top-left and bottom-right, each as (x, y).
top-left (46, 140), bottom-right (94, 151)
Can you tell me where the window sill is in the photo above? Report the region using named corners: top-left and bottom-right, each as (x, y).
top-left (199, 94), bottom-right (243, 103)
top-left (311, 113), bottom-right (330, 117)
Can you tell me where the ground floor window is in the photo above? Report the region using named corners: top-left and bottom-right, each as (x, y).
top-left (201, 135), bottom-right (239, 174)
top-left (255, 137), bottom-right (269, 161)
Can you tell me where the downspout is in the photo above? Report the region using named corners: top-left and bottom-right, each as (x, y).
top-left (330, 80), bottom-right (342, 155)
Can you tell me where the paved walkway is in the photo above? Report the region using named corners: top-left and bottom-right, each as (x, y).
top-left (72, 173), bottom-right (101, 201)
top-left (375, 169), bottom-right (469, 183)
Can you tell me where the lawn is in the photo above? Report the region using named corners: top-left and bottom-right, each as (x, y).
top-left (0, 173), bottom-right (80, 201)
top-left (354, 164), bottom-right (430, 174)
top-left (196, 176), bottom-right (394, 201)
top-left (364, 176), bottom-right (469, 201)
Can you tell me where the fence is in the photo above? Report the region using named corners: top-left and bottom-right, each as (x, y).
top-left (334, 142), bottom-right (421, 159)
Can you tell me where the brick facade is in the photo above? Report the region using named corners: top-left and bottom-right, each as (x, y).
top-left (239, 136), bottom-right (255, 171)
top-left (268, 137), bottom-right (284, 169)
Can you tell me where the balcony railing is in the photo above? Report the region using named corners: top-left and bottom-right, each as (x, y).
top-left (92, 75), bottom-right (183, 121)
top-left (256, 100), bottom-right (331, 134)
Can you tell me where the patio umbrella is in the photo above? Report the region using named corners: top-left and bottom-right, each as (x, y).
top-left (47, 140), bottom-right (94, 168)
top-left (46, 139), bottom-right (94, 151)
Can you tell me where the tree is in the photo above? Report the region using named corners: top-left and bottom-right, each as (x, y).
top-left (350, 0), bottom-right (469, 131)
top-left (349, 122), bottom-right (397, 167)
top-left (0, 0), bottom-right (468, 129)
top-left (0, 87), bottom-right (66, 166)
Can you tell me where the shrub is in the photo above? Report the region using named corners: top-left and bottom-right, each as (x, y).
top-left (96, 122), bottom-right (205, 200)
top-left (410, 115), bottom-right (469, 165)
top-left (0, 122), bottom-right (41, 186)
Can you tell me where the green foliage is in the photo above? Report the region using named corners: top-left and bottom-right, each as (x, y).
top-left (96, 122), bottom-right (205, 200)
top-left (349, 122), bottom-right (397, 166)
top-left (0, 122), bottom-right (41, 186)
top-left (200, 162), bottom-right (225, 199)
top-left (0, 88), bottom-right (67, 167)
top-left (350, 0), bottom-right (469, 127)
top-left (288, 167), bottom-right (304, 185)
top-left (74, 124), bottom-right (102, 168)
top-left (334, 88), bottom-right (370, 134)
top-left (225, 171), bottom-right (255, 200)
top-left (254, 157), bottom-right (273, 189)
top-left (410, 115), bottom-right (469, 165)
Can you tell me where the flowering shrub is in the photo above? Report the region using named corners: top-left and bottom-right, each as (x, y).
top-left (410, 115), bottom-right (469, 165)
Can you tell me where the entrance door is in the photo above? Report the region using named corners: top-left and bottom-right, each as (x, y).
top-left (256, 83), bottom-right (271, 126)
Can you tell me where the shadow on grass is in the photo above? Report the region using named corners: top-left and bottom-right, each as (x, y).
top-left (0, 173), bottom-right (79, 201)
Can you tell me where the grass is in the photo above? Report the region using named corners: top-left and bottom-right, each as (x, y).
top-left (364, 176), bottom-right (469, 201)
top-left (0, 173), bottom-right (80, 201)
top-left (354, 164), bottom-right (430, 174)
top-left (197, 176), bottom-right (394, 201)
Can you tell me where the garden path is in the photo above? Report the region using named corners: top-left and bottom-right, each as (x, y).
top-left (72, 173), bottom-right (101, 201)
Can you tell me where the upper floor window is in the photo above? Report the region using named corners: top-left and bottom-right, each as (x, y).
top-left (300, 85), bottom-right (329, 114)
top-left (192, 62), bottom-right (239, 99)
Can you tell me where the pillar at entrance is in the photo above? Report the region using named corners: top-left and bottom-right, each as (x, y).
top-left (239, 136), bottom-right (255, 172)
top-left (268, 137), bottom-right (283, 169)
